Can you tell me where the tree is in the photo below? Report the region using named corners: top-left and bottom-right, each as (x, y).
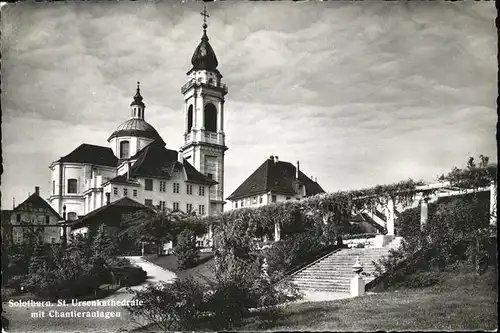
top-left (91, 226), bottom-right (119, 260)
top-left (120, 208), bottom-right (184, 256)
top-left (175, 229), bottom-right (199, 269)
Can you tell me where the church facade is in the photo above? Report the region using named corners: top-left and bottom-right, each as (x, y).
top-left (47, 15), bottom-right (227, 227)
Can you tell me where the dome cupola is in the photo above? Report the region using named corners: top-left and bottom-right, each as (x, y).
top-left (108, 83), bottom-right (165, 159)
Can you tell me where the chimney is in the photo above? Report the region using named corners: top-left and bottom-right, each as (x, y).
top-left (178, 153), bottom-right (184, 163)
top-left (106, 192), bottom-right (111, 205)
top-left (35, 186), bottom-right (40, 196)
top-left (269, 155), bottom-right (274, 162)
top-left (296, 161), bottom-right (300, 180)
top-left (13, 197), bottom-right (15, 209)
top-left (274, 156), bottom-right (279, 164)
top-left (63, 205), bottom-right (67, 220)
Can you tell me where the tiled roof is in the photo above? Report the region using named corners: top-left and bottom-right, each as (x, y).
top-left (69, 197), bottom-right (148, 227)
top-left (227, 157), bottom-right (325, 200)
top-left (58, 144), bottom-right (118, 167)
top-left (183, 160), bottom-right (218, 185)
top-left (130, 142), bottom-right (179, 179)
top-left (12, 193), bottom-right (62, 220)
top-left (105, 174), bottom-right (141, 186)
top-left (129, 141), bottom-right (217, 185)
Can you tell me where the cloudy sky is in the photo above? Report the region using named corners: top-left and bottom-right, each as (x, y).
top-left (1, 0), bottom-right (496, 208)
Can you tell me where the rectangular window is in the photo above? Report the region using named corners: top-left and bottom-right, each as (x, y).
top-left (45, 216), bottom-right (50, 225)
top-left (52, 181), bottom-right (55, 195)
top-left (286, 197), bottom-right (291, 200)
top-left (198, 205), bottom-right (205, 215)
top-left (241, 200), bottom-right (244, 207)
top-left (145, 179), bottom-right (153, 191)
top-left (145, 199), bottom-right (153, 206)
top-left (16, 214), bottom-right (21, 222)
top-left (235, 202), bottom-right (238, 209)
top-left (159, 181), bottom-right (166, 192)
top-left (259, 196), bottom-right (263, 204)
top-left (186, 203), bottom-right (193, 213)
top-left (272, 195), bottom-right (277, 203)
top-left (51, 237), bottom-right (56, 244)
top-left (186, 184), bottom-right (193, 195)
top-left (124, 188), bottom-right (128, 196)
top-left (67, 179), bottom-right (77, 194)
top-left (199, 186), bottom-right (205, 196)
top-left (253, 197), bottom-right (257, 205)
top-left (159, 201), bottom-right (166, 210)
top-left (14, 230), bottom-right (22, 243)
top-left (207, 173), bottom-right (213, 179)
top-left (113, 187), bottom-right (118, 196)
top-left (133, 189), bottom-right (138, 197)
top-left (173, 183), bottom-right (180, 194)
top-left (173, 202), bottom-right (179, 211)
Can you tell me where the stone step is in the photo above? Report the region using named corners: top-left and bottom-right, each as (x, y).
top-left (295, 272), bottom-right (377, 278)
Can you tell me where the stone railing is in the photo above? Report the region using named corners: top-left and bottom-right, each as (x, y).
top-left (181, 80), bottom-right (228, 94)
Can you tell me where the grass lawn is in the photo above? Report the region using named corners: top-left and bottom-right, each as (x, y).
top-left (238, 266), bottom-right (498, 331)
top-left (144, 252), bottom-right (215, 284)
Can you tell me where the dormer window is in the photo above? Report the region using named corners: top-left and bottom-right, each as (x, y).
top-left (208, 78), bottom-right (213, 85)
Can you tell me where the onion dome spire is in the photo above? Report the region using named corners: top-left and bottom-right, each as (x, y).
top-left (190, 5), bottom-right (219, 72)
top-left (131, 81), bottom-right (145, 107)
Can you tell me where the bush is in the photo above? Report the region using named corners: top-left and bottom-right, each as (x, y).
top-left (399, 271), bottom-right (442, 289)
top-left (355, 243), bottom-right (365, 248)
top-left (1, 288), bottom-right (18, 301)
top-left (175, 229), bottom-right (200, 270)
top-left (126, 278), bottom-right (206, 331)
top-left (108, 257), bottom-right (147, 286)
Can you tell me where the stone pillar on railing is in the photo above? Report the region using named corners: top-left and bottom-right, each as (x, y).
top-left (350, 256), bottom-right (365, 297)
top-left (387, 198), bottom-right (395, 236)
top-left (208, 224), bottom-right (213, 248)
top-left (274, 222), bottom-right (281, 242)
top-left (420, 197), bottom-right (429, 230)
top-left (490, 180), bottom-right (496, 226)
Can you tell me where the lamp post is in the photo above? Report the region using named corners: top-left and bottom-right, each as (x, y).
top-left (141, 241), bottom-right (145, 257)
top-left (350, 256), bottom-right (365, 297)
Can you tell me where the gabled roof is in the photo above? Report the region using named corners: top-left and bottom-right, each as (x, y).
top-left (183, 160), bottom-right (218, 185)
top-left (227, 157), bottom-right (325, 200)
top-left (12, 193), bottom-right (62, 220)
top-left (68, 197), bottom-right (148, 227)
top-left (128, 141), bottom-right (217, 185)
top-left (57, 143), bottom-right (118, 167)
top-left (130, 141), bottom-right (179, 178)
top-left (105, 174), bottom-right (141, 187)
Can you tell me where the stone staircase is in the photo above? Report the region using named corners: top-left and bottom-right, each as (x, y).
top-left (290, 236), bottom-right (402, 293)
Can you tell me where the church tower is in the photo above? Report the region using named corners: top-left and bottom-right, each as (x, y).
top-left (179, 6), bottom-right (228, 216)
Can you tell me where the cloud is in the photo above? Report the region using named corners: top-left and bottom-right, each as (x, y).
top-left (1, 0), bottom-right (496, 207)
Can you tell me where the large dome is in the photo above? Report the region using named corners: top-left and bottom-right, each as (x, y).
top-left (108, 118), bottom-right (165, 145)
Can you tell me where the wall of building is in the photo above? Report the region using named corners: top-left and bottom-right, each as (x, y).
top-left (230, 192), bottom-right (301, 210)
top-left (9, 209), bottom-right (62, 244)
top-left (103, 170), bottom-right (211, 216)
top-left (49, 162), bottom-right (116, 217)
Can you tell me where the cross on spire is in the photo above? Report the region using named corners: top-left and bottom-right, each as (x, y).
top-left (201, 5), bottom-right (209, 30)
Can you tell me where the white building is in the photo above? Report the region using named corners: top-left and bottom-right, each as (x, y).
top-left (47, 16), bottom-right (226, 224)
top-left (227, 156), bottom-right (325, 210)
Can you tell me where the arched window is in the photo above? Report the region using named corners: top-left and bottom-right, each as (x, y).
top-left (204, 103), bottom-right (217, 132)
top-left (208, 78), bottom-right (213, 85)
top-left (120, 141), bottom-right (130, 159)
top-left (187, 105), bottom-right (193, 132)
